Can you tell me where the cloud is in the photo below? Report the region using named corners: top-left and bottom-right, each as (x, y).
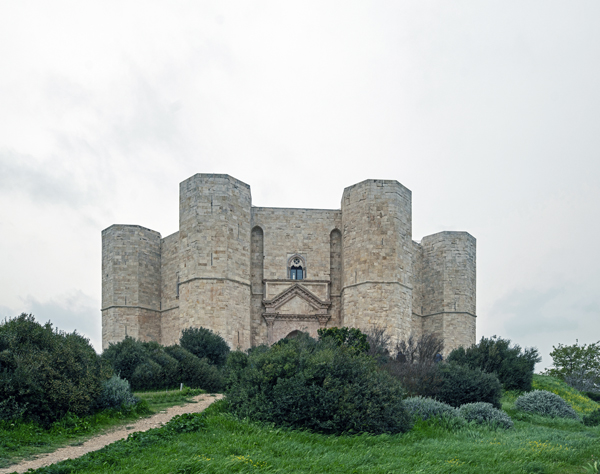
top-left (0, 150), bottom-right (101, 209)
top-left (489, 283), bottom-right (600, 371)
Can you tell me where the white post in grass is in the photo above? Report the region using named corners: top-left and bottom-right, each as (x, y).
top-left (180, 383), bottom-right (183, 391)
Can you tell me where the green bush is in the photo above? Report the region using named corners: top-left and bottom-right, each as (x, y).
top-left (514, 390), bottom-right (580, 420)
top-left (436, 363), bottom-right (503, 409)
top-left (0, 396), bottom-right (27, 422)
top-left (101, 337), bottom-right (149, 383)
top-left (164, 345), bottom-right (224, 392)
top-left (403, 396), bottom-right (458, 421)
top-left (144, 341), bottom-right (179, 388)
top-left (584, 391), bottom-right (600, 403)
top-left (317, 326), bottom-right (370, 354)
top-left (226, 333), bottom-right (411, 435)
top-left (447, 336), bottom-right (540, 391)
top-left (582, 408), bottom-right (600, 427)
top-left (0, 314), bottom-right (109, 425)
top-left (384, 360), bottom-right (442, 398)
top-left (179, 327), bottom-right (230, 367)
top-left (102, 337), bottom-right (224, 392)
top-left (458, 402), bottom-right (514, 429)
top-left (96, 375), bottom-right (138, 410)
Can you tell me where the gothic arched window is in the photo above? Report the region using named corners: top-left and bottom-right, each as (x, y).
top-left (288, 256), bottom-right (305, 280)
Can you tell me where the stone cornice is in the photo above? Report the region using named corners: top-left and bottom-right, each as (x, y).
top-left (263, 283), bottom-right (331, 312)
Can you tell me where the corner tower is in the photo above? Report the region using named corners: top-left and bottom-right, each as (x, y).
top-left (417, 231), bottom-right (476, 354)
top-left (177, 174), bottom-right (252, 349)
top-left (101, 225), bottom-right (161, 349)
top-left (340, 179), bottom-right (414, 345)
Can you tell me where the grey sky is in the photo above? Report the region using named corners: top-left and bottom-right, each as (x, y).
top-left (1, 1), bottom-right (599, 370)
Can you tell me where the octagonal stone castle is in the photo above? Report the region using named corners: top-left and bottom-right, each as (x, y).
top-left (102, 174), bottom-right (476, 353)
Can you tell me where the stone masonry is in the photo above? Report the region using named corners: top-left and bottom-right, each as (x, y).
top-left (102, 174), bottom-right (476, 354)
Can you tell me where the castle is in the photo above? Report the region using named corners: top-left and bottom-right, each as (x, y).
top-left (102, 174), bottom-right (476, 353)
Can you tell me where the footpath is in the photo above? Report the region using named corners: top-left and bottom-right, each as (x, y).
top-left (0, 393), bottom-right (224, 474)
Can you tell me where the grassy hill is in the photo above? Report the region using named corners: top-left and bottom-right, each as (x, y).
top-left (19, 376), bottom-right (600, 474)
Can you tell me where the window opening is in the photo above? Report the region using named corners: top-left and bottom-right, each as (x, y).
top-left (289, 257), bottom-right (304, 280)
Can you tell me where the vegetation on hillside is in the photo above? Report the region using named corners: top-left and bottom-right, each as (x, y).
top-left (2, 315), bottom-right (600, 473)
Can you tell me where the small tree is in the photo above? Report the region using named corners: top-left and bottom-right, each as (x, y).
top-left (179, 327), bottom-right (230, 367)
top-left (546, 340), bottom-right (600, 392)
top-left (447, 335), bottom-right (540, 391)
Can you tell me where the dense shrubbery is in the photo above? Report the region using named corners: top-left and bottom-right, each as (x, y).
top-left (403, 396), bottom-right (458, 421)
top-left (226, 333), bottom-right (411, 435)
top-left (385, 361), bottom-right (442, 398)
top-left (458, 402), bottom-right (514, 429)
top-left (436, 363), bottom-right (503, 409)
top-left (164, 345), bottom-right (223, 392)
top-left (515, 390), bottom-right (580, 420)
top-left (0, 314), bottom-right (110, 425)
top-left (383, 334), bottom-right (444, 398)
top-left (96, 375), bottom-right (138, 410)
top-left (583, 408), bottom-right (600, 427)
top-left (447, 336), bottom-right (540, 391)
top-left (102, 335), bottom-right (224, 392)
top-left (317, 326), bottom-right (370, 354)
top-left (179, 327), bottom-right (230, 367)
top-left (584, 391), bottom-right (600, 402)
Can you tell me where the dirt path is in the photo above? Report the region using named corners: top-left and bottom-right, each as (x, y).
top-left (0, 393), bottom-right (224, 474)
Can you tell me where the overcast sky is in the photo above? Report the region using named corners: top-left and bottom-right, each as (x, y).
top-left (1, 1), bottom-right (599, 370)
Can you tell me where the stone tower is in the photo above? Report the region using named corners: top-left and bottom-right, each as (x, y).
top-left (102, 174), bottom-right (477, 354)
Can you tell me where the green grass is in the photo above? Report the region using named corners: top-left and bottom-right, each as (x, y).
top-left (0, 387), bottom-right (206, 469)
top-left (18, 399), bottom-right (600, 474)
top-left (532, 374), bottom-right (600, 415)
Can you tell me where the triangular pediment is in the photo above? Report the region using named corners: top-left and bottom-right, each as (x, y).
top-left (263, 283), bottom-right (330, 312)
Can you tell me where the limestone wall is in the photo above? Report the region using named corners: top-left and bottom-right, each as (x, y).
top-left (101, 173), bottom-right (477, 355)
top-left (251, 207), bottom-right (342, 281)
top-left (101, 225), bottom-right (161, 349)
top-left (340, 180), bottom-right (414, 345)
top-left (419, 231), bottom-right (477, 353)
top-left (177, 174), bottom-right (252, 350)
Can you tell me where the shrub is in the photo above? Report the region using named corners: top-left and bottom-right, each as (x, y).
top-left (403, 396), bottom-right (458, 421)
top-left (144, 341), bottom-right (179, 388)
top-left (101, 337), bottom-right (149, 383)
top-left (226, 333), bottom-right (411, 435)
top-left (583, 408), bottom-right (600, 427)
top-left (532, 374), bottom-right (599, 415)
top-left (436, 363), bottom-right (503, 409)
top-left (515, 390), bottom-right (581, 420)
top-left (385, 360), bottom-right (443, 398)
top-left (96, 375), bottom-right (138, 410)
top-left (394, 334), bottom-right (444, 364)
top-left (584, 391), bottom-right (600, 403)
top-left (317, 327), bottom-right (370, 354)
top-left (447, 336), bottom-right (540, 391)
top-left (365, 326), bottom-right (391, 365)
top-left (131, 359), bottom-right (164, 391)
top-left (458, 402), bottom-right (514, 429)
top-left (0, 396), bottom-right (27, 422)
top-left (384, 334), bottom-right (445, 398)
top-left (164, 345), bottom-right (224, 392)
top-left (179, 327), bottom-right (230, 367)
top-left (0, 314), bottom-right (109, 425)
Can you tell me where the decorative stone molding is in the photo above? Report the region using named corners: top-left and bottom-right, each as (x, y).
top-left (262, 283), bottom-right (331, 344)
